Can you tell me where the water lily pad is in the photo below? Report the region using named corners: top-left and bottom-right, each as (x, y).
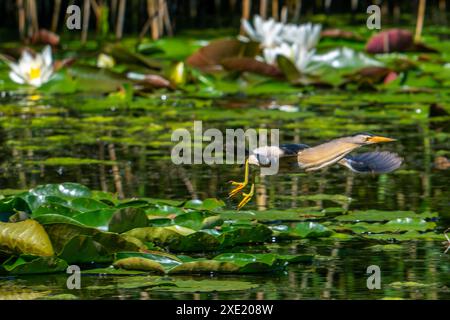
top-left (44, 223), bottom-right (140, 255)
top-left (218, 223), bottom-right (273, 248)
top-left (0, 220), bottom-right (54, 256)
top-left (368, 244), bottom-right (404, 251)
top-left (108, 207), bottom-right (148, 233)
top-left (113, 257), bottom-right (165, 274)
top-left (72, 209), bottom-right (117, 228)
top-left (389, 281), bottom-right (434, 289)
top-left (347, 218), bottom-right (436, 234)
top-left (183, 198), bottom-right (225, 211)
top-left (68, 198), bottom-right (111, 212)
top-left (58, 235), bottom-right (112, 264)
top-left (152, 279), bottom-right (259, 292)
top-left (273, 222), bottom-right (332, 239)
top-left (1, 255), bottom-right (67, 275)
top-left (124, 226), bottom-right (220, 252)
top-left (81, 267), bottom-right (147, 275)
top-left (336, 210), bottom-right (437, 222)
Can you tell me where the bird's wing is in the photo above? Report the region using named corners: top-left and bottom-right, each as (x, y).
top-left (339, 151), bottom-right (402, 173)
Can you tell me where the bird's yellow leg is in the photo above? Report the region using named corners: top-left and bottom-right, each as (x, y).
top-left (237, 183), bottom-right (254, 210)
top-left (228, 158), bottom-right (250, 198)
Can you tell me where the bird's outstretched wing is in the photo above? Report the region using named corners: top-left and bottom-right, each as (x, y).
top-left (339, 151), bottom-right (402, 173)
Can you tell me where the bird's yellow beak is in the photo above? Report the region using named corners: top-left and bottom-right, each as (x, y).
top-left (367, 136), bottom-right (396, 143)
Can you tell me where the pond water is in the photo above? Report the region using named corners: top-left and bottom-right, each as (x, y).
top-left (0, 88), bottom-right (449, 300)
top-left (1, 19), bottom-right (450, 299)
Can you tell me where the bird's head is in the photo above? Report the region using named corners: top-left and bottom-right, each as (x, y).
top-left (347, 133), bottom-right (396, 145)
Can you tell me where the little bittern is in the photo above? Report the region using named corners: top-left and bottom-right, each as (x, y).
top-left (229, 133), bottom-right (403, 209)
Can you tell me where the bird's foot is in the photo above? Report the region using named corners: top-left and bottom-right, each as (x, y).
top-left (228, 180), bottom-right (247, 198)
top-left (237, 184), bottom-right (254, 210)
top-left (228, 159), bottom-right (250, 198)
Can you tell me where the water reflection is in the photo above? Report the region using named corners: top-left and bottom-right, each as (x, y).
top-left (0, 93), bottom-right (449, 299)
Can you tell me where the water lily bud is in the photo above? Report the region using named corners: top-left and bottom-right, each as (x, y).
top-left (97, 53), bottom-right (115, 69)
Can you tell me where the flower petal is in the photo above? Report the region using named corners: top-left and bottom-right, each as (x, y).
top-left (241, 19), bottom-right (256, 40)
top-left (9, 71), bottom-right (25, 84)
top-left (41, 45), bottom-right (53, 66)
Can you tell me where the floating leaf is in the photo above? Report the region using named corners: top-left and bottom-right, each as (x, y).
top-left (346, 218), bottom-right (436, 234)
top-left (108, 207), bottom-right (148, 233)
top-left (124, 226), bottom-right (220, 252)
top-left (183, 198), bottom-right (225, 211)
top-left (44, 223), bottom-right (140, 255)
top-left (186, 39), bottom-right (243, 72)
top-left (58, 235), bottom-right (112, 264)
top-left (1, 255), bottom-right (67, 275)
top-left (68, 198), bottom-right (110, 213)
top-left (72, 209), bottom-right (117, 228)
top-left (221, 57), bottom-right (283, 78)
top-left (336, 210), bottom-right (437, 222)
top-left (273, 222), bottom-right (332, 239)
top-left (115, 251), bottom-right (182, 270)
top-left (113, 257), bottom-right (165, 274)
top-left (218, 223), bottom-right (272, 248)
top-left (0, 220), bottom-right (54, 256)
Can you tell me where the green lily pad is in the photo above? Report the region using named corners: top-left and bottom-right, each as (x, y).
top-left (273, 222), bottom-right (333, 239)
top-left (124, 226), bottom-right (220, 252)
top-left (33, 214), bottom-right (87, 227)
top-left (58, 235), bottom-right (112, 264)
top-left (336, 210), bottom-right (438, 222)
top-left (81, 267), bottom-right (147, 275)
top-left (68, 198), bottom-right (111, 212)
top-left (346, 218), bottom-right (436, 234)
top-left (72, 209), bottom-right (117, 228)
top-left (218, 208), bottom-right (326, 222)
top-left (183, 198), bottom-right (225, 211)
top-left (113, 257), bottom-right (166, 274)
top-left (363, 231), bottom-right (445, 242)
top-left (112, 251), bottom-right (312, 274)
top-left (368, 244), bottom-right (404, 251)
top-left (1, 255), bottom-right (68, 275)
top-left (389, 281), bottom-right (435, 289)
top-left (152, 279), bottom-right (258, 292)
top-left (33, 203), bottom-right (81, 218)
top-left (218, 223), bottom-right (273, 248)
top-left (44, 223), bottom-right (140, 255)
top-left (115, 251), bottom-right (182, 269)
top-left (108, 207), bottom-right (148, 233)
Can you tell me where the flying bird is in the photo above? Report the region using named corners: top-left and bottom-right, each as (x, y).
top-left (229, 133), bottom-right (403, 209)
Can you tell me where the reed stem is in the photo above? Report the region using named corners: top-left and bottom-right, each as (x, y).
top-left (415, 0), bottom-right (426, 42)
top-left (51, 0), bottom-right (61, 32)
top-left (115, 0), bottom-right (126, 39)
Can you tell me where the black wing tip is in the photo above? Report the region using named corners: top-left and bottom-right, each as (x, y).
top-left (345, 151), bottom-right (403, 174)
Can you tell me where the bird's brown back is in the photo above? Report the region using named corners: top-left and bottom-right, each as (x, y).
top-left (297, 139), bottom-right (360, 171)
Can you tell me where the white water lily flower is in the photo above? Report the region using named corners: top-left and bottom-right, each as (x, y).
top-left (241, 15), bottom-right (284, 48)
top-left (263, 42), bottom-right (316, 73)
top-left (8, 45), bottom-right (53, 87)
top-left (281, 23), bottom-right (322, 50)
top-left (293, 46), bottom-right (317, 73)
top-left (263, 42), bottom-right (294, 65)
